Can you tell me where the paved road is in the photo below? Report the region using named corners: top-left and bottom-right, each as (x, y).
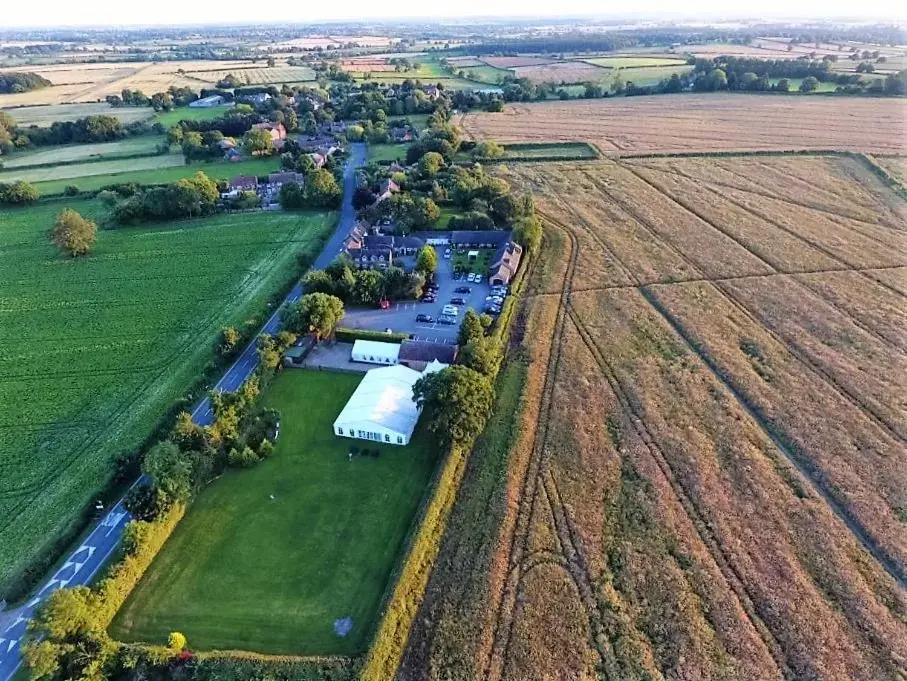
top-left (0, 142), bottom-right (367, 681)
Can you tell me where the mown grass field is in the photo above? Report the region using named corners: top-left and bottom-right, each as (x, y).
top-left (402, 155), bottom-right (907, 681)
top-left (110, 370), bottom-right (438, 655)
top-left (0, 203), bottom-right (337, 599)
top-left (154, 105), bottom-right (233, 127)
top-left (0, 136), bottom-right (164, 169)
top-left (367, 143), bottom-right (410, 162)
top-left (0, 151), bottom-right (183, 184)
top-left (29, 156), bottom-right (281, 195)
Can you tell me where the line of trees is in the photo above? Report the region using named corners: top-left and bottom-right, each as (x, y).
top-left (301, 256), bottom-right (425, 306)
top-left (0, 71), bottom-right (51, 93)
top-left (110, 171), bottom-right (219, 224)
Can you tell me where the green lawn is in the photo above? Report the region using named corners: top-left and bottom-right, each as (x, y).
top-left (30, 157), bottom-right (281, 195)
top-left (367, 143), bottom-right (410, 163)
top-left (452, 247), bottom-right (496, 275)
top-left (0, 204), bottom-right (337, 599)
top-left (110, 370), bottom-right (438, 655)
top-left (0, 103), bottom-right (154, 127)
top-left (0, 136), bottom-right (165, 169)
top-left (387, 113), bottom-right (430, 132)
top-left (155, 105), bottom-right (234, 127)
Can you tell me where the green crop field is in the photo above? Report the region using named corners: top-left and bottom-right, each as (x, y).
top-left (0, 136), bottom-right (164, 169)
top-left (501, 142), bottom-right (598, 160)
top-left (0, 203), bottom-right (336, 599)
top-left (615, 64), bottom-right (694, 85)
top-left (0, 103), bottom-right (155, 127)
top-left (110, 369), bottom-right (437, 655)
top-left (583, 56), bottom-right (689, 68)
top-left (351, 61), bottom-right (480, 89)
top-left (154, 105), bottom-right (234, 127)
top-left (367, 143), bottom-right (410, 162)
top-left (30, 157), bottom-right (281, 196)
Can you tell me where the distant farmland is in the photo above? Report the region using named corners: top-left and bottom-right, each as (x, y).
top-left (457, 94), bottom-right (907, 155)
top-left (0, 202), bottom-right (336, 598)
top-left (402, 155), bottom-right (907, 681)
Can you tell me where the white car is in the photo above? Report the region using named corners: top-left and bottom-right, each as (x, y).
top-left (442, 304), bottom-right (459, 317)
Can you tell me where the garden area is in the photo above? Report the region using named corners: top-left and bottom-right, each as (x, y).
top-left (109, 370), bottom-right (438, 656)
top-left (452, 247), bottom-right (497, 275)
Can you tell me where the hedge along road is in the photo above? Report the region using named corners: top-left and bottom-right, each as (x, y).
top-left (0, 142), bottom-right (366, 681)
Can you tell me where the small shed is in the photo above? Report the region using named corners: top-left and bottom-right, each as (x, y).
top-left (351, 340), bottom-right (400, 365)
top-left (468, 250), bottom-right (480, 262)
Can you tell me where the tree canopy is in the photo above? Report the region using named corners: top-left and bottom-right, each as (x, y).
top-left (281, 292), bottom-right (345, 340)
top-left (51, 208), bottom-right (97, 257)
top-left (413, 366), bottom-right (495, 448)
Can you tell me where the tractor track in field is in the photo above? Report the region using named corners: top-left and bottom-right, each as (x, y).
top-left (566, 305), bottom-right (795, 680)
top-left (482, 206), bottom-right (619, 681)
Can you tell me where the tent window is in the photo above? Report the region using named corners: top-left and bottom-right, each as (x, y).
top-left (384, 434), bottom-right (390, 442)
top-left (337, 428), bottom-right (343, 435)
top-left (397, 436), bottom-right (403, 444)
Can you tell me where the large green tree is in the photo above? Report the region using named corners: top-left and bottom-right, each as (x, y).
top-left (305, 168), bottom-right (342, 208)
top-left (415, 245), bottom-right (438, 275)
top-left (142, 441), bottom-right (193, 505)
top-left (242, 127), bottom-right (275, 156)
top-left (281, 292), bottom-right (344, 340)
top-left (513, 214), bottom-right (543, 257)
top-left (51, 208), bottom-right (97, 257)
top-left (413, 366), bottom-right (495, 448)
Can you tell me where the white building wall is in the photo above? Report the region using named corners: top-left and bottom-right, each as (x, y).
top-left (334, 421), bottom-right (409, 446)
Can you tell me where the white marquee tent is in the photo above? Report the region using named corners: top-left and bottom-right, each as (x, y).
top-left (333, 361), bottom-right (446, 446)
top-left (351, 339), bottom-right (400, 365)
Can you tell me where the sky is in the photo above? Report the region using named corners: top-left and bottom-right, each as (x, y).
top-left (1, 1), bottom-right (903, 28)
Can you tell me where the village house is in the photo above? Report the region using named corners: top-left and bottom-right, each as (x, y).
top-left (390, 126), bottom-right (414, 143)
top-left (398, 339), bottom-right (458, 371)
top-left (252, 121), bottom-right (288, 150)
top-left (229, 176), bottom-right (259, 191)
top-left (376, 178), bottom-right (400, 203)
top-left (342, 230), bottom-right (424, 269)
top-left (267, 172), bottom-right (306, 188)
top-left (421, 85), bottom-right (442, 100)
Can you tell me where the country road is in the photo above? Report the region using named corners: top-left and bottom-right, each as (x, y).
top-left (0, 142), bottom-right (366, 681)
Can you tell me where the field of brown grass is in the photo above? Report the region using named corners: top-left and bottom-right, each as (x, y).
top-left (510, 61), bottom-right (606, 84)
top-left (457, 95), bottom-right (907, 155)
top-left (401, 155), bottom-right (907, 681)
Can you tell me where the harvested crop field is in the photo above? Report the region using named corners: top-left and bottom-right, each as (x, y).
top-left (401, 155), bottom-right (907, 681)
top-left (511, 61), bottom-right (606, 84)
top-left (0, 102), bottom-right (154, 127)
top-left (457, 94), bottom-right (907, 155)
top-left (480, 56), bottom-right (557, 68)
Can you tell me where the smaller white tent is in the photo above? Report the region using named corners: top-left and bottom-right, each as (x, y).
top-left (351, 339), bottom-right (400, 365)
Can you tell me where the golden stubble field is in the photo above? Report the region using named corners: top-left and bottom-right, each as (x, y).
top-left (402, 155), bottom-right (907, 681)
top-left (457, 94), bottom-right (907, 156)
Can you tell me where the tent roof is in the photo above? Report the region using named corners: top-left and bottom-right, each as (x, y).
top-left (352, 339), bottom-right (401, 360)
top-left (333, 363), bottom-right (447, 436)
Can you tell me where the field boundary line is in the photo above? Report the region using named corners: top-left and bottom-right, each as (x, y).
top-left (639, 286), bottom-right (907, 589)
top-left (565, 306), bottom-right (794, 679)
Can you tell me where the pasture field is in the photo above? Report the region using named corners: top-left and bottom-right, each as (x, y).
top-left (510, 61), bottom-right (606, 84)
top-left (348, 60), bottom-right (479, 89)
top-left (456, 64), bottom-right (509, 83)
top-left (29, 156), bottom-right (280, 196)
top-left (0, 136), bottom-right (163, 169)
top-left (367, 143), bottom-right (410, 162)
top-left (0, 102), bottom-right (154, 127)
top-left (154, 105), bottom-right (233, 127)
top-left (457, 94), bottom-right (907, 155)
top-left (617, 64), bottom-right (694, 85)
top-left (0, 203), bottom-right (336, 599)
top-left (480, 56), bottom-right (556, 68)
top-left (0, 151), bottom-right (183, 184)
top-left (110, 370), bottom-right (438, 655)
top-left (402, 155), bottom-right (907, 681)
top-left (583, 56), bottom-right (690, 68)
top-left (463, 142), bottom-right (599, 162)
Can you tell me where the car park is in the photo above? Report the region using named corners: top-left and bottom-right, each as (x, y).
top-left (416, 314), bottom-right (434, 323)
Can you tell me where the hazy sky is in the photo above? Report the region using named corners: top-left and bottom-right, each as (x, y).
top-left (1, 0), bottom-right (903, 28)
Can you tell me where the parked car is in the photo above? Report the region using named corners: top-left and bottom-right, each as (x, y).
top-left (450, 297), bottom-right (467, 305)
top-left (416, 314), bottom-right (434, 323)
top-left (455, 286), bottom-right (472, 294)
top-left (442, 304), bottom-right (459, 317)
top-left (422, 295), bottom-right (435, 303)
top-left (438, 316), bottom-right (456, 325)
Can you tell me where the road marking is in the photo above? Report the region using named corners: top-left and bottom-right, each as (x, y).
top-left (5, 641), bottom-right (14, 654)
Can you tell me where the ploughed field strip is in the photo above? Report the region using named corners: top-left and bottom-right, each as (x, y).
top-left (0, 202), bottom-right (335, 594)
top-left (405, 155), bottom-right (907, 681)
top-left (457, 94), bottom-right (907, 155)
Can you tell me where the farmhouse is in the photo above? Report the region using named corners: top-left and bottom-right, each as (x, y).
top-left (398, 339), bottom-right (458, 371)
top-left (229, 175), bottom-right (259, 191)
top-left (489, 240), bottom-right (523, 286)
top-left (376, 178), bottom-right (400, 203)
top-left (343, 231), bottom-right (424, 269)
top-left (333, 361), bottom-right (446, 446)
top-left (351, 339), bottom-right (400, 365)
